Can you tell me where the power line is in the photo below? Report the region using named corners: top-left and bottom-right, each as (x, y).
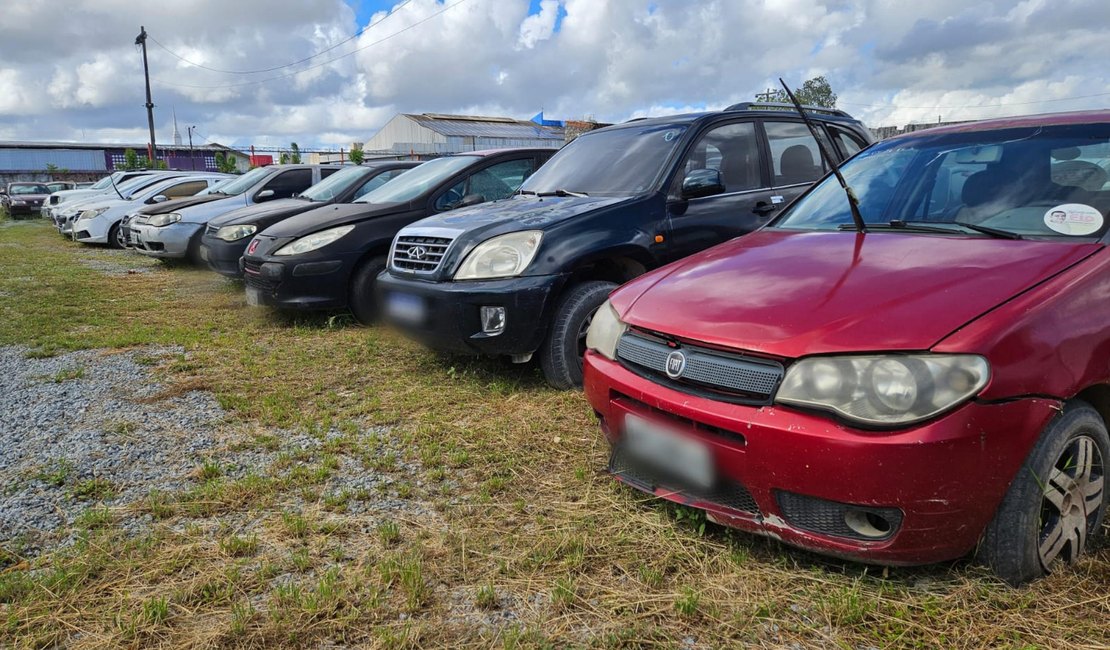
top-left (152, 0), bottom-right (471, 91)
top-left (147, 0), bottom-right (413, 75)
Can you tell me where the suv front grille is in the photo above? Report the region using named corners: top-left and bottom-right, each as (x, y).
top-left (616, 331), bottom-right (784, 404)
top-left (391, 236), bottom-right (453, 273)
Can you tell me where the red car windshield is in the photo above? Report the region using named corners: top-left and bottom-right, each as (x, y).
top-left (10, 184), bottom-right (49, 195)
top-left (775, 123), bottom-right (1110, 240)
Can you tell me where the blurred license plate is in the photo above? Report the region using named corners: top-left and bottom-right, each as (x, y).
top-left (387, 292), bottom-right (425, 325)
top-left (199, 245), bottom-right (209, 261)
top-left (623, 413), bottom-right (714, 490)
top-left (245, 286), bottom-right (263, 307)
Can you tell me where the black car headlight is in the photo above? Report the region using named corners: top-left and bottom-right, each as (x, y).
top-left (215, 224), bottom-right (258, 242)
top-left (775, 354), bottom-right (990, 427)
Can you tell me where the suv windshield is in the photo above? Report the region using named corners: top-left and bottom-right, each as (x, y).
top-left (211, 167), bottom-right (270, 196)
top-left (519, 123), bottom-right (688, 197)
top-left (775, 123), bottom-right (1110, 239)
top-left (300, 166), bottom-right (371, 202)
top-left (356, 156), bottom-right (478, 204)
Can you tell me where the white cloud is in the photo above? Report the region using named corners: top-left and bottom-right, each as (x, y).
top-left (0, 0), bottom-right (1107, 147)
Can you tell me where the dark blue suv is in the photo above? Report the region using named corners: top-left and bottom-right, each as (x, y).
top-left (378, 103), bottom-right (873, 387)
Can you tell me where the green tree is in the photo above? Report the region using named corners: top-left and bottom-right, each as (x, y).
top-left (45, 163), bottom-right (59, 173)
top-left (279, 151), bottom-right (290, 165)
top-left (348, 144), bottom-right (365, 165)
top-left (214, 151), bottom-right (238, 173)
top-left (123, 148), bottom-right (140, 171)
top-left (759, 76), bottom-right (838, 108)
top-left (290, 142), bottom-right (301, 164)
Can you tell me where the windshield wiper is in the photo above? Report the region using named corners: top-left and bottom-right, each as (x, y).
top-left (953, 220), bottom-right (1024, 240)
top-left (535, 189), bottom-right (589, 198)
top-left (518, 189), bottom-right (537, 196)
top-left (837, 220), bottom-right (1024, 240)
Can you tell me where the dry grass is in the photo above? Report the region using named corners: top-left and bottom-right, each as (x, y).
top-left (0, 220), bottom-right (1108, 649)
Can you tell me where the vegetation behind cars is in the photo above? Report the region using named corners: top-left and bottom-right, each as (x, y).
top-left (0, 220), bottom-right (1106, 648)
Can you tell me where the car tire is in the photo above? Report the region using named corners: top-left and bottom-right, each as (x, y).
top-left (107, 222), bottom-right (125, 250)
top-left (349, 255), bottom-right (387, 325)
top-left (977, 401), bottom-right (1108, 586)
top-left (540, 280), bottom-right (617, 389)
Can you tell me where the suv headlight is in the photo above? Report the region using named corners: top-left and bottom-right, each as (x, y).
top-left (148, 212), bottom-right (182, 227)
top-left (215, 224), bottom-right (257, 242)
top-left (584, 299), bottom-right (626, 360)
top-left (453, 230), bottom-right (543, 280)
top-left (273, 225), bottom-right (355, 256)
top-left (776, 354), bottom-right (990, 427)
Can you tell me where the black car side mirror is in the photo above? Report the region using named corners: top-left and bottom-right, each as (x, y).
top-left (681, 169), bottom-right (725, 200)
top-left (458, 194), bottom-right (485, 208)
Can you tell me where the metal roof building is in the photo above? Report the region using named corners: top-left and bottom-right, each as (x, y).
top-left (361, 113), bottom-right (566, 155)
top-left (0, 140), bottom-right (249, 174)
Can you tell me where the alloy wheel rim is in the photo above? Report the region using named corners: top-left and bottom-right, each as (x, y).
top-left (115, 227), bottom-right (126, 248)
top-left (1038, 435), bottom-right (1104, 571)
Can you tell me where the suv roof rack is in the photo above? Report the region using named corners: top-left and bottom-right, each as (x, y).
top-left (725, 101), bottom-right (850, 118)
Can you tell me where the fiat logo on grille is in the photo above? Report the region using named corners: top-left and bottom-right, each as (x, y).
top-left (665, 350), bottom-right (686, 379)
top-left (407, 245), bottom-right (428, 260)
top-left (246, 239), bottom-right (260, 255)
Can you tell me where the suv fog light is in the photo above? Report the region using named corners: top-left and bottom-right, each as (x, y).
top-left (480, 306), bottom-right (506, 335)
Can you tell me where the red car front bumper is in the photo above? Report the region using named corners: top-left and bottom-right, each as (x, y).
top-left (583, 351), bottom-right (1060, 566)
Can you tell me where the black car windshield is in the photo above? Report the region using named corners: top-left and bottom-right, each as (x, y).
top-left (775, 122), bottom-right (1110, 240)
top-left (10, 183), bottom-right (49, 194)
top-left (299, 165), bottom-right (371, 202)
top-left (355, 156), bottom-right (478, 204)
top-left (519, 123), bottom-right (688, 196)
top-left (210, 166), bottom-right (270, 196)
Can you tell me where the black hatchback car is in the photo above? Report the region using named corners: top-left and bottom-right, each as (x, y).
top-left (378, 103), bottom-right (873, 387)
top-left (200, 160), bottom-right (419, 277)
top-left (241, 148), bottom-right (554, 323)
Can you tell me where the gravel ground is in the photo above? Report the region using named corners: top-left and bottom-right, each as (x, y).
top-left (0, 345), bottom-right (219, 554)
top-left (0, 345), bottom-right (428, 559)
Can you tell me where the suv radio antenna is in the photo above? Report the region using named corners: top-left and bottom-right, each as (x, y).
top-left (107, 171), bottom-right (125, 201)
top-left (778, 78), bottom-right (866, 233)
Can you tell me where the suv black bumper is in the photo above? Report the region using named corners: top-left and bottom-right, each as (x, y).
top-left (376, 271), bottom-right (568, 357)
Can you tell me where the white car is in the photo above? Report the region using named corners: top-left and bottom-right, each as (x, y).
top-left (44, 170), bottom-right (162, 221)
top-left (71, 174), bottom-right (232, 248)
top-left (55, 172), bottom-right (199, 235)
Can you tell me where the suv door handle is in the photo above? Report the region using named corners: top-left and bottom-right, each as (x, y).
top-left (753, 202), bottom-right (778, 215)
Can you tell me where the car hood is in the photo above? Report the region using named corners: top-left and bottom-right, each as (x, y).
top-left (411, 194), bottom-right (629, 233)
top-left (136, 194), bottom-right (226, 216)
top-left (260, 202), bottom-right (407, 238)
top-left (612, 229), bottom-right (1102, 359)
top-left (208, 198), bottom-right (316, 228)
top-left (177, 195), bottom-right (253, 223)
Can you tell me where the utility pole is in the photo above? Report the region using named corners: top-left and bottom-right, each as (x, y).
top-left (187, 126), bottom-right (196, 170)
top-left (135, 26), bottom-right (157, 165)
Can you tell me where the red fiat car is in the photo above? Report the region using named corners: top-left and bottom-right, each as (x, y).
top-left (584, 110), bottom-right (1110, 585)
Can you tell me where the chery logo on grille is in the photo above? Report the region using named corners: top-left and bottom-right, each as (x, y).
top-left (246, 239), bottom-right (260, 255)
top-left (407, 245), bottom-right (428, 260)
top-left (665, 350), bottom-right (687, 379)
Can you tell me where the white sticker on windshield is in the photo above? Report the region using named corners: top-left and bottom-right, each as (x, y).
top-left (1043, 203), bottom-right (1103, 236)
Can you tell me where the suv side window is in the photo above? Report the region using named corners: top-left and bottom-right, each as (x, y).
top-left (163, 180), bottom-right (207, 198)
top-left (830, 126), bottom-right (866, 159)
top-left (320, 167), bottom-right (340, 179)
top-left (353, 169), bottom-right (406, 200)
top-left (675, 122), bottom-right (761, 194)
top-left (435, 158), bottom-right (535, 211)
top-left (765, 121), bottom-right (829, 186)
top-left (261, 169), bottom-right (313, 199)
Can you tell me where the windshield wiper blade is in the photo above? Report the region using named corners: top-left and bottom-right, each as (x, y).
top-left (518, 189), bottom-right (537, 195)
top-left (837, 220), bottom-right (956, 234)
top-left (536, 189), bottom-right (588, 198)
top-left (953, 220), bottom-right (1024, 240)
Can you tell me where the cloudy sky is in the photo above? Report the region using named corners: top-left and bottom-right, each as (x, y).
top-left (1, 0), bottom-right (1108, 150)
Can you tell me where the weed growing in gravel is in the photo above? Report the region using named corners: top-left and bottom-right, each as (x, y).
top-left (74, 505), bottom-right (112, 529)
top-left (674, 586), bottom-right (701, 617)
top-left (144, 489), bottom-right (174, 519)
top-left (218, 533), bottom-right (259, 558)
top-left (105, 419), bottom-right (140, 438)
top-left (377, 520), bottom-right (400, 546)
top-left (475, 583), bottom-right (498, 610)
top-left (49, 365), bottom-right (85, 382)
top-left (33, 458), bottom-right (73, 487)
top-left (142, 595), bottom-right (170, 624)
top-left (197, 459), bottom-right (223, 482)
top-left (71, 478), bottom-right (115, 501)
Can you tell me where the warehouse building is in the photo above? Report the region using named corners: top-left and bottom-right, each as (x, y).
top-left (360, 113), bottom-right (566, 156)
top-left (0, 141), bottom-right (250, 183)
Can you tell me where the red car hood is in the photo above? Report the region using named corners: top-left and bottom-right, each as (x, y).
top-left (614, 229), bottom-right (1101, 359)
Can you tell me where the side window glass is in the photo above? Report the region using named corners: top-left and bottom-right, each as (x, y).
top-left (263, 169), bottom-right (313, 199)
top-left (434, 159), bottom-right (535, 211)
top-left (831, 128), bottom-right (865, 159)
top-left (766, 121), bottom-right (829, 186)
top-left (165, 181), bottom-right (206, 198)
top-left (320, 167), bottom-right (340, 179)
top-left (353, 170), bottom-right (401, 200)
top-left (434, 178), bottom-right (467, 211)
top-left (676, 122), bottom-right (761, 194)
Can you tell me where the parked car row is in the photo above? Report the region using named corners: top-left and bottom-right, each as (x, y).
top-left (38, 104), bottom-right (1110, 586)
